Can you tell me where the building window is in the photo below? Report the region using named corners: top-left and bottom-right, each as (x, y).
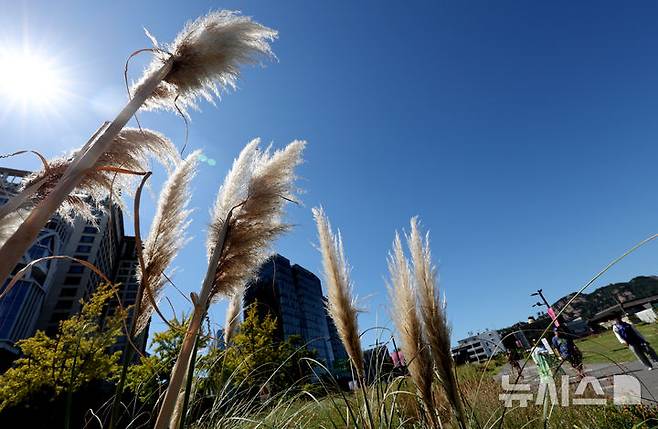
top-left (79, 235), bottom-right (95, 243)
top-left (68, 265), bottom-right (84, 274)
top-left (55, 300), bottom-right (74, 310)
top-left (49, 312), bottom-right (68, 324)
top-left (83, 226), bottom-right (98, 233)
top-left (60, 288), bottom-right (77, 297)
top-left (32, 268), bottom-right (47, 286)
top-left (64, 276), bottom-right (81, 285)
top-left (76, 245), bottom-right (92, 253)
top-left (28, 246), bottom-right (47, 260)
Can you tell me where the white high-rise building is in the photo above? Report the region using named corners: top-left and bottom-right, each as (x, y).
top-left (0, 168), bottom-right (72, 355)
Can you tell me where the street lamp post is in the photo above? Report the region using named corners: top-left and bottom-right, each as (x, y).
top-left (531, 289), bottom-right (561, 328)
top-left (531, 289), bottom-right (551, 309)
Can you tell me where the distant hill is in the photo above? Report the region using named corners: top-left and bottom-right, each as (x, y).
top-left (551, 276), bottom-right (658, 320)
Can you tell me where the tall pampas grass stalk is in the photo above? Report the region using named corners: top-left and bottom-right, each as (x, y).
top-left (312, 207), bottom-right (374, 428)
top-left (136, 150), bottom-right (200, 332)
top-left (154, 138), bottom-right (304, 429)
top-left (173, 291), bottom-right (240, 429)
top-left (0, 9), bottom-right (276, 287)
top-left (387, 233), bottom-right (439, 428)
top-left (224, 291), bottom-right (243, 346)
top-left (408, 217), bottom-right (467, 429)
top-left (170, 290), bottom-right (242, 429)
top-left (108, 151), bottom-right (199, 429)
top-left (312, 207), bottom-right (365, 381)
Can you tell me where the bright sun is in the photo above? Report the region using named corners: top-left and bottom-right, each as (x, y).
top-left (0, 49), bottom-right (67, 109)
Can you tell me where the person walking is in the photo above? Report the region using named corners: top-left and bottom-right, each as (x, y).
top-left (612, 316), bottom-right (658, 370)
top-left (507, 348), bottom-right (523, 379)
top-left (551, 328), bottom-right (586, 379)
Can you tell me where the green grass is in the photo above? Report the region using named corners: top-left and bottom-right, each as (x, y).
top-left (576, 323), bottom-right (658, 365)
top-left (455, 353), bottom-right (508, 382)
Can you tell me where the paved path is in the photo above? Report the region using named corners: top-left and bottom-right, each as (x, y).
top-left (496, 360), bottom-right (658, 404)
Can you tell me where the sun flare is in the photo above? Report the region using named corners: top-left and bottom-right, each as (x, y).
top-left (0, 48), bottom-right (68, 109)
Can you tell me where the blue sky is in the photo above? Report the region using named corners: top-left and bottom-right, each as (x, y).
top-left (2, 1), bottom-right (658, 347)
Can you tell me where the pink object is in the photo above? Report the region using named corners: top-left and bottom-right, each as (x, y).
top-left (391, 350), bottom-right (406, 367)
top-left (547, 307), bottom-right (560, 327)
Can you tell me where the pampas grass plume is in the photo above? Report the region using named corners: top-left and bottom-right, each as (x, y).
top-left (20, 128), bottom-right (179, 223)
top-left (135, 150), bottom-right (200, 332)
top-left (0, 211), bottom-right (27, 249)
top-left (388, 232), bottom-right (437, 426)
top-left (312, 207), bottom-right (365, 381)
top-left (154, 139), bottom-right (304, 429)
top-left (135, 10), bottom-right (277, 115)
top-left (408, 217), bottom-right (467, 428)
top-left (206, 138), bottom-right (305, 301)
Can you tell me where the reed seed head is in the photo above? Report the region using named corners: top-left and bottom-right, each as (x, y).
top-left (206, 138), bottom-right (305, 302)
top-left (0, 210), bottom-right (27, 249)
top-left (20, 128), bottom-right (179, 224)
top-left (313, 206), bottom-right (365, 380)
top-left (408, 217), bottom-right (466, 427)
top-left (387, 232), bottom-right (436, 424)
top-left (134, 10), bottom-right (277, 116)
top-left (135, 150), bottom-right (199, 332)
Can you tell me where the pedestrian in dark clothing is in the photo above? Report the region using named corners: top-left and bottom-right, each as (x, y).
top-left (613, 317), bottom-right (658, 370)
top-left (507, 349), bottom-right (523, 378)
top-left (552, 328), bottom-right (585, 379)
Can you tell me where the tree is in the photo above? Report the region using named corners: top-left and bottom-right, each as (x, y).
top-left (221, 305), bottom-right (316, 393)
top-left (0, 283), bottom-right (126, 411)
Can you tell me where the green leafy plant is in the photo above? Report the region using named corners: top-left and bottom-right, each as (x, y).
top-left (0, 283), bottom-right (125, 411)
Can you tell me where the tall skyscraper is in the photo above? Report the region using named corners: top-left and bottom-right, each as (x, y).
top-left (323, 296), bottom-right (349, 364)
top-left (0, 166), bottom-right (145, 361)
top-left (0, 168), bottom-right (72, 357)
top-left (36, 204), bottom-right (127, 334)
top-left (107, 236), bottom-right (148, 357)
top-left (243, 254), bottom-right (345, 369)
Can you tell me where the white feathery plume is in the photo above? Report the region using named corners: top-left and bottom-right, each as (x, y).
top-left (0, 10), bottom-right (276, 300)
top-left (154, 139), bottom-right (304, 429)
top-left (134, 10), bottom-right (277, 116)
top-left (206, 139), bottom-right (305, 301)
top-left (387, 232), bottom-right (438, 426)
top-left (312, 207), bottom-right (365, 381)
top-left (206, 138), bottom-right (260, 260)
top-left (135, 150), bottom-right (199, 332)
top-left (19, 128), bottom-right (179, 223)
top-left (408, 217), bottom-right (467, 428)
top-left (0, 211), bottom-right (26, 249)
